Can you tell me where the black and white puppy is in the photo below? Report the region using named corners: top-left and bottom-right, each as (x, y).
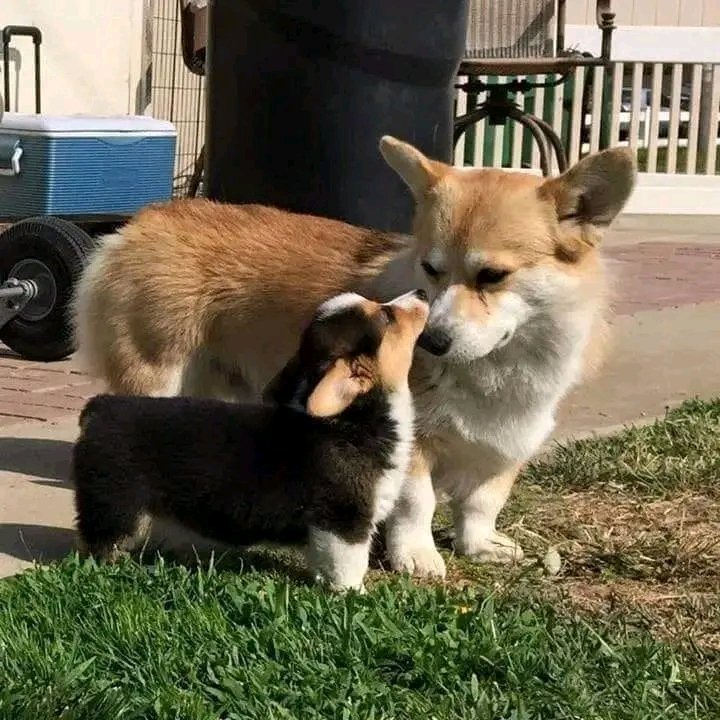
top-left (72, 290), bottom-right (428, 591)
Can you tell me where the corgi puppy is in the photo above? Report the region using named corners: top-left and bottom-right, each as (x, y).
top-left (72, 290), bottom-right (428, 591)
top-left (72, 140), bottom-right (636, 578)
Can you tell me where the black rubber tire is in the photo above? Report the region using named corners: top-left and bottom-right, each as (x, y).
top-left (0, 217), bottom-right (95, 361)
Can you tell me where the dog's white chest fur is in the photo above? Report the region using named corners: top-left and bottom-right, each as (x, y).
top-left (372, 385), bottom-right (415, 525)
top-left (421, 377), bottom-right (552, 466)
top-left (411, 314), bottom-right (591, 485)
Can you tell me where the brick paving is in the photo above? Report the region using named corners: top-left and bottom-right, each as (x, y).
top-left (0, 350), bottom-right (102, 426)
top-left (608, 242), bottom-right (720, 315)
top-left (0, 239), bottom-right (716, 427)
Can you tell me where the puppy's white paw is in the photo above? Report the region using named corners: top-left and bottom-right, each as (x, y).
top-left (327, 581), bottom-right (367, 594)
top-left (388, 543), bottom-right (446, 578)
top-left (313, 571), bottom-right (367, 594)
top-left (456, 530), bottom-right (524, 564)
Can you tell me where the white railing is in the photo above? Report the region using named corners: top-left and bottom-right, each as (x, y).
top-left (454, 61), bottom-right (720, 176)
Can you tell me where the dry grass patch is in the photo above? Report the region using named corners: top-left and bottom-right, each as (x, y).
top-left (505, 486), bottom-right (720, 651)
top-left (436, 398), bottom-right (720, 652)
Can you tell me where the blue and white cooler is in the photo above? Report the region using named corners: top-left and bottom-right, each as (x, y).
top-left (0, 113), bottom-right (176, 363)
top-left (0, 113), bottom-right (177, 219)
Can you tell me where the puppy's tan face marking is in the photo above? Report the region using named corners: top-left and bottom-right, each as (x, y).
top-left (379, 136), bottom-right (636, 363)
top-left (374, 291), bottom-right (429, 390)
top-left (303, 291), bottom-right (428, 417)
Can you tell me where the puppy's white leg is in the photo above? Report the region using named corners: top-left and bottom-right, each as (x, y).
top-left (452, 465), bottom-right (523, 563)
top-left (306, 528), bottom-right (370, 592)
top-left (385, 453), bottom-right (445, 578)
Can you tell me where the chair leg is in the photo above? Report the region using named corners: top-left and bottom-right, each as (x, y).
top-left (506, 107), bottom-right (552, 176)
top-left (531, 114), bottom-right (568, 172)
top-left (454, 106), bottom-right (492, 147)
top-left (187, 144), bottom-right (205, 198)
top-left (454, 99), bottom-right (567, 176)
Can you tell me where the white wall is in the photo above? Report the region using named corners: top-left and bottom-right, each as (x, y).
top-left (1, 0), bottom-right (145, 115)
top-left (566, 24), bottom-right (720, 62)
top-left (566, 0), bottom-right (720, 27)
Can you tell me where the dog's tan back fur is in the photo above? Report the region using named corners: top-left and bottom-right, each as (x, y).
top-left (74, 200), bottom-right (407, 394)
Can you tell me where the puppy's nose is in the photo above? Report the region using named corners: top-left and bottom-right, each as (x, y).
top-left (413, 288), bottom-right (428, 302)
top-left (418, 328), bottom-right (452, 356)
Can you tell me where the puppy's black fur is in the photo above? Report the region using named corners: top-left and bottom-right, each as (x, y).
top-left (262, 303), bottom-right (384, 408)
top-left (71, 291), bottom-right (429, 589)
top-left (73, 386), bottom-right (397, 554)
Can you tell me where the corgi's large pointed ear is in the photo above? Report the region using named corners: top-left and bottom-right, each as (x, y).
top-left (540, 148), bottom-right (636, 229)
top-left (306, 359), bottom-right (371, 418)
top-left (379, 136), bottom-right (447, 200)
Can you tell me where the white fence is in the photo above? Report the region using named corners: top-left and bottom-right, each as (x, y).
top-left (454, 61), bottom-right (720, 176)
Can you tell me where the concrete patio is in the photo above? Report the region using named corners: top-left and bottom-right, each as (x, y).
top-left (0, 215), bottom-right (718, 577)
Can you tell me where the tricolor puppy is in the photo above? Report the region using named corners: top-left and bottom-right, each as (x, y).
top-left (72, 290), bottom-right (428, 591)
top-left (73, 139), bottom-right (636, 579)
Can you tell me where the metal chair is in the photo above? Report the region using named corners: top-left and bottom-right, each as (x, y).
top-left (456, 0), bottom-right (616, 174)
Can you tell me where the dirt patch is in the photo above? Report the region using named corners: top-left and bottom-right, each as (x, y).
top-left (439, 486), bottom-right (720, 651)
top-left (511, 488), bottom-right (719, 584)
top-left (563, 578), bottom-right (720, 651)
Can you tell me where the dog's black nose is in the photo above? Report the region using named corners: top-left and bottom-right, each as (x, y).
top-left (418, 328), bottom-right (452, 356)
top-left (413, 288), bottom-right (428, 302)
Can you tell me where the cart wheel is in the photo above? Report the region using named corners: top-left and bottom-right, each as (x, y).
top-left (0, 217), bottom-right (95, 361)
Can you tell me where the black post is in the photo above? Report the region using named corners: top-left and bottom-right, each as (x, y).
top-left (205, 0), bottom-right (469, 233)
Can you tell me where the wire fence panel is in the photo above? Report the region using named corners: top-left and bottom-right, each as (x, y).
top-left (150, 0), bottom-right (205, 196)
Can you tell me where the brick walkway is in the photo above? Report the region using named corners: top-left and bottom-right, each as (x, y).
top-left (0, 239), bottom-right (717, 427)
top-left (0, 350), bottom-right (102, 426)
top-left (608, 242), bottom-right (720, 315)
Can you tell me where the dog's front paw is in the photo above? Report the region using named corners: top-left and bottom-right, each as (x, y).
top-left (388, 543), bottom-right (446, 578)
top-left (312, 568), bottom-right (367, 594)
top-left (456, 530), bottom-right (524, 564)
top-left (315, 575), bottom-right (367, 594)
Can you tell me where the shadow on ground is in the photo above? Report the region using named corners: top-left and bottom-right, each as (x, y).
top-left (0, 521), bottom-right (312, 584)
top-left (0, 438), bottom-right (73, 483)
top-left (0, 523), bottom-right (77, 562)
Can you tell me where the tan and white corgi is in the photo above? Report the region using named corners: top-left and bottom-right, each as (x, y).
top-left (73, 139), bottom-right (636, 578)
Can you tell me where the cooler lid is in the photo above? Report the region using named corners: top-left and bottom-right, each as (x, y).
top-left (0, 113), bottom-right (176, 134)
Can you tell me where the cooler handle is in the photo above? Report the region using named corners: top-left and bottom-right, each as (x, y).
top-left (0, 136), bottom-right (22, 176)
top-left (2, 25), bottom-right (42, 114)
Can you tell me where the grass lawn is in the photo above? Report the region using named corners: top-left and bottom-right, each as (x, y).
top-left (1, 399), bottom-right (718, 719)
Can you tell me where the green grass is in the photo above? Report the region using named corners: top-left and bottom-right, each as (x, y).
top-left (1, 399), bottom-right (719, 718)
top-left (1, 556), bottom-right (717, 720)
top-left (452, 399), bottom-right (720, 652)
top-left (524, 398), bottom-right (720, 498)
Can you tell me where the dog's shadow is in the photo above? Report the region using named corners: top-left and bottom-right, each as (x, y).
top-left (178, 546), bottom-right (310, 583)
top-left (0, 522), bottom-right (310, 582)
top-left (0, 437), bottom-right (73, 485)
top-left (0, 523), bottom-right (78, 563)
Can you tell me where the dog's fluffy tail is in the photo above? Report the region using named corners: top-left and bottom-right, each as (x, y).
top-left (71, 232), bottom-right (122, 379)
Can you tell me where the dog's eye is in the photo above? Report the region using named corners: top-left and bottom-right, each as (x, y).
top-left (380, 306), bottom-right (396, 325)
top-left (476, 267), bottom-right (510, 286)
top-left (421, 261), bottom-right (442, 279)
